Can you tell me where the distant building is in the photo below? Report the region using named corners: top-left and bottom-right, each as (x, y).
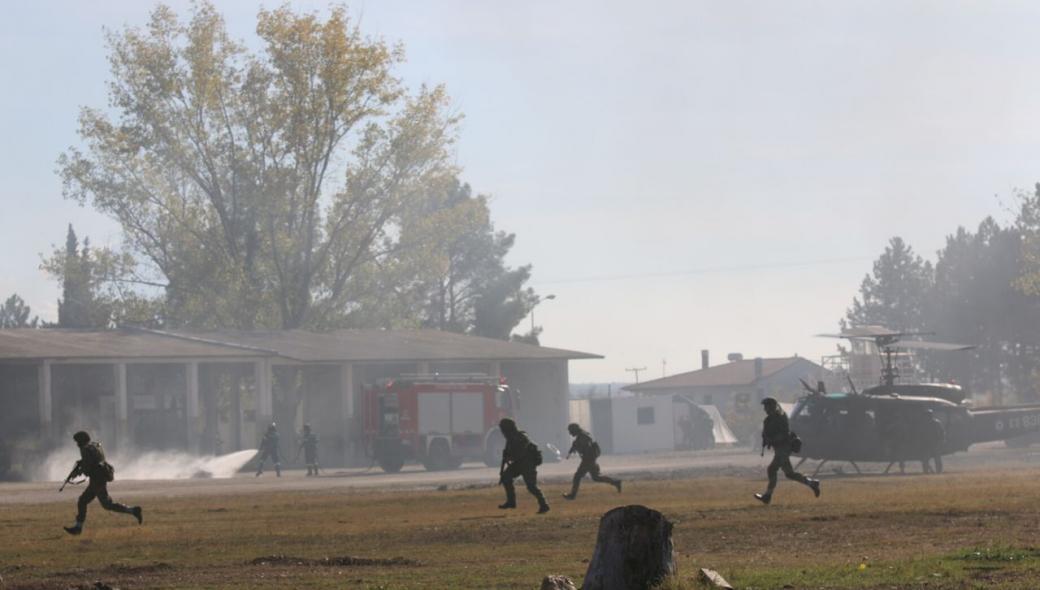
top-left (622, 356), bottom-right (828, 413)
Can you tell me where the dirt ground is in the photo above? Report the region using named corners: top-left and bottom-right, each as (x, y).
top-left (4, 444), bottom-right (1040, 589)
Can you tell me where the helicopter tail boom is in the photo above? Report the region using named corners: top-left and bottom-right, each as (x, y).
top-left (970, 405), bottom-right (1040, 444)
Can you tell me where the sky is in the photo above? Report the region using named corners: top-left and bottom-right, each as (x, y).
top-left (1, 1), bottom-right (1038, 383)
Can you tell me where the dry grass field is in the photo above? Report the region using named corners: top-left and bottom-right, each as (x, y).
top-left (3, 468), bottom-right (1040, 589)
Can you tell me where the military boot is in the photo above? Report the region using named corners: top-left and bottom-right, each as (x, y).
top-left (809, 479), bottom-right (821, 498)
top-left (64, 521), bottom-right (83, 535)
top-left (498, 501), bottom-right (516, 509)
top-left (537, 501), bottom-right (550, 514)
top-left (132, 506), bottom-right (143, 524)
top-left (754, 492), bottom-right (771, 505)
top-left (562, 493), bottom-right (576, 500)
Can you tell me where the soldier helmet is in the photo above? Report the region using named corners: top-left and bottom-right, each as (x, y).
top-left (761, 397), bottom-right (779, 409)
top-left (72, 431), bottom-right (91, 445)
top-left (499, 418), bottom-right (517, 433)
top-left (268, 422), bottom-right (277, 432)
top-left (567, 423), bottom-right (581, 436)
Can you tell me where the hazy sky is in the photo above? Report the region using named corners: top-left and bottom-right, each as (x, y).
top-left (2, 1), bottom-right (1038, 382)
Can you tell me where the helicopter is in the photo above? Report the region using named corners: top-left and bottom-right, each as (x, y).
top-left (787, 326), bottom-right (1040, 476)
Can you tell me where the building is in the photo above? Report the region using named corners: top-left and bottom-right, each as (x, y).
top-left (0, 328), bottom-right (600, 475)
top-left (622, 355), bottom-right (828, 412)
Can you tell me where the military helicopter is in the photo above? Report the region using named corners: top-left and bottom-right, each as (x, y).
top-left (788, 326), bottom-right (1040, 476)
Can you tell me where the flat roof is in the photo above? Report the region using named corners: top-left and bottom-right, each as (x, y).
top-left (0, 329), bottom-right (268, 361)
top-left (158, 329), bottom-right (602, 363)
top-left (0, 328), bottom-right (602, 364)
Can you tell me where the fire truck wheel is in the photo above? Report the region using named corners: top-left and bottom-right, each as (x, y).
top-left (378, 453), bottom-right (405, 473)
top-left (423, 438), bottom-right (455, 471)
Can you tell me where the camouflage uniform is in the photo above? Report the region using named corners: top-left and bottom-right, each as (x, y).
top-left (64, 432), bottom-right (141, 535)
top-left (756, 399), bottom-right (819, 505)
top-left (256, 424), bottom-right (281, 477)
top-left (563, 424), bottom-right (621, 499)
top-left (299, 426), bottom-right (319, 476)
top-left (498, 419), bottom-right (550, 514)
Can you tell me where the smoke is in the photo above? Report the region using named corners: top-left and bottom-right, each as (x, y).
top-left (36, 448), bottom-right (258, 482)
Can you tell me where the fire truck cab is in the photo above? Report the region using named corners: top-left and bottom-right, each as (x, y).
top-left (362, 374), bottom-right (517, 473)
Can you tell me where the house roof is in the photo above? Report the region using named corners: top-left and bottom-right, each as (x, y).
top-left (0, 328), bottom-right (602, 364)
top-left (0, 328), bottom-right (268, 361)
top-left (623, 357), bottom-right (816, 392)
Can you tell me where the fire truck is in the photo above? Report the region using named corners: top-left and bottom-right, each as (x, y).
top-left (362, 374), bottom-right (517, 473)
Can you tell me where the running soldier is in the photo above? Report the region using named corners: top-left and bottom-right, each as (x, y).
top-left (755, 397), bottom-right (820, 505)
top-left (256, 423), bottom-right (281, 477)
top-left (563, 423), bottom-right (621, 499)
top-left (497, 418), bottom-right (550, 514)
top-left (62, 431), bottom-right (142, 535)
top-left (296, 424), bottom-right (319, 476)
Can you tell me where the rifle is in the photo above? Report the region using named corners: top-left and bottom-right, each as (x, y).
top-left (59, 462), bottom-right (83, 492)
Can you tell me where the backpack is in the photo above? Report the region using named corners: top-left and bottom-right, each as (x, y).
top-left (86, 442), bottom-right (115, 482)
top-left (788, 431), bottom-right (803, 454)
top-left (527, 441), bottom-right (543, 466)
top-left (589, 440), bottom-right (602, 460)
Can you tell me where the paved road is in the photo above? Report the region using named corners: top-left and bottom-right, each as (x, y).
top-left (5, 443), bottom-right (1040, 506)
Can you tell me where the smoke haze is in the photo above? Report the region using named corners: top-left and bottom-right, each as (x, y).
top-left (36, 448), bottom-right (258, 482)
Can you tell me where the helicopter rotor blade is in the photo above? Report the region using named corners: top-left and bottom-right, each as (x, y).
top-left (886, 340), bottom-right (975, 352)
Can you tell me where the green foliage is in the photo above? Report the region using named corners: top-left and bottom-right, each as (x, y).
top-left (57, 2), bottom-right (491, 332)
top-left (345, 178), bottom-right (539, 340)
top-left (0, 294), bottom-right (38, 328)
top-left (844, 217), bottom-right (1040, 400)
top-left (845, 236), bottom-right (933, 332)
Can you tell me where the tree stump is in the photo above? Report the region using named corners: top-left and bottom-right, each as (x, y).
top-left (582, 505), bottom-right (677, 590)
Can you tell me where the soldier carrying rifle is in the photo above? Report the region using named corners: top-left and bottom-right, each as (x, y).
top-left (497, 418), bottom-right (550, 514)
top-left (61, 431), bottom-right (142, 535)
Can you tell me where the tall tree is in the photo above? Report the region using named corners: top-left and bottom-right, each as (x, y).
top-left (43, 225), bottom-right (141, 328)
top-left (0, 294), bottom-right (38, 328)
top-left (928, 218), bottom-right (1040, 400)
top-left (58, 3), bottom-right (460, 330)
top-left (56, 225), bottom-right (101, 328)
top-left (404, 179), bottom-right (537, 339)
top-left (845, 236), bottom-right (934, 332)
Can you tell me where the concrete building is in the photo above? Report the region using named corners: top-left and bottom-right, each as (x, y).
top-left (0, 328), bottom-right (599, 475)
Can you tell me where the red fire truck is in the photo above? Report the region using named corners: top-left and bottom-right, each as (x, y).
top-left (362, 374), bottom-right (517, 473)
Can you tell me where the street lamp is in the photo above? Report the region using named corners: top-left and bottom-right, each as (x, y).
top-left (530, 294), bottom-right (556, 333)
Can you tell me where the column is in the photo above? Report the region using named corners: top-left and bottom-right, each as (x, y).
top-left (185, 362), bottom-right (200, 453)
top-left (115, 363), bottom-right (129, 450)
top-left (557, 359), bottom-right (570, 449)
top-left (255, 359), bottom-right (273, 428)
top-left (340, 363), bottom-right (354, 465)
top-left (38, 360), bottom-right (53, 443)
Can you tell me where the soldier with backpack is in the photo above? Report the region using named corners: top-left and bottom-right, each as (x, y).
top-left (497, 418), bottom-right (550, 514)
top-left (755, 397), bottom-right (820, 505)
top-left (563, 423), bottom-right (621, 499)
top-left (62, 431), bottom-right (142, 535)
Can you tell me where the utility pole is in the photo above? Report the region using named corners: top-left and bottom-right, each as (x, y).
top-left (626, 366), bottom-right (647, 384)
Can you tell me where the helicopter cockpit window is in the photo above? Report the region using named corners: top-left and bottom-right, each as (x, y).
top-left (791, 398), bottom-right (814, 418)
